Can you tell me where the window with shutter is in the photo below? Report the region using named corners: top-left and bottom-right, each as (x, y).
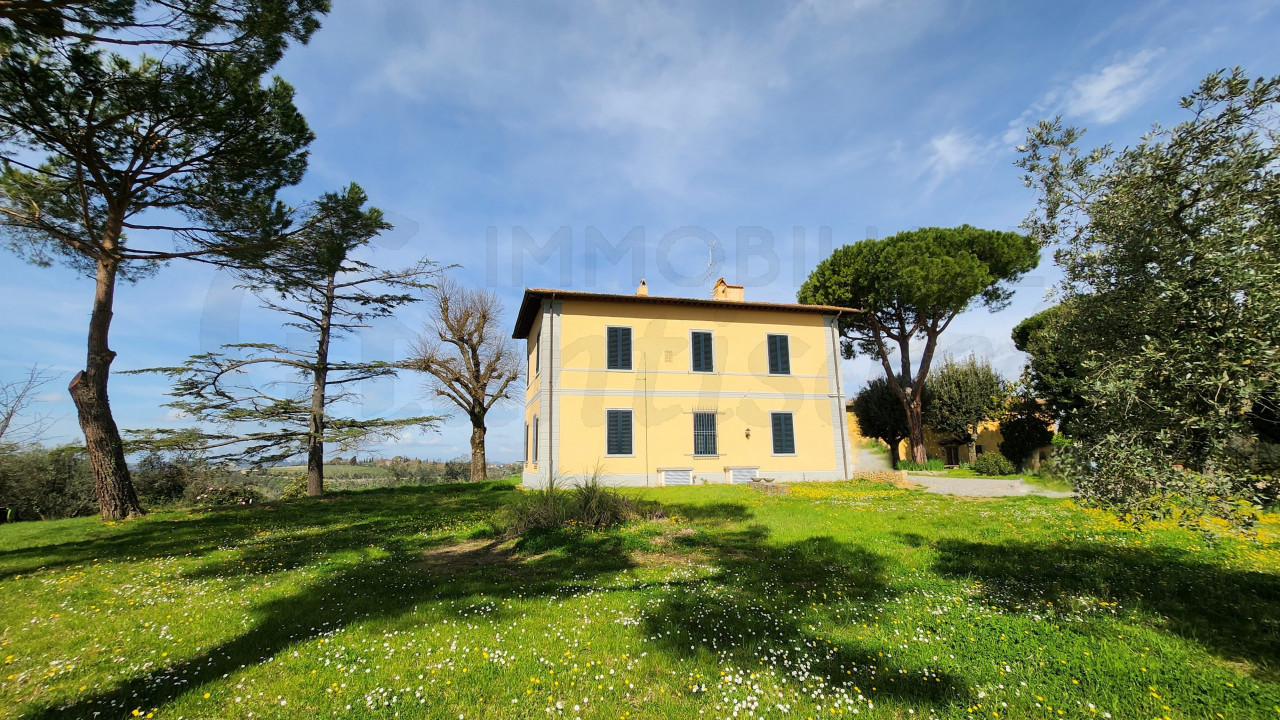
top-left (606, 327), bottom-right (632, 370)
top-left (606, 409), bottom-right (633, 455)
top-left (531, 415), bottom-right (539, 463)
top-left (693, 412), bottom-right (717, 455)
top-left (767, 334), bottom-right (790, 375)
top-left (690, 331), bottom-right (713, 372)
top-left (770, 412), bottom-right (795, 454)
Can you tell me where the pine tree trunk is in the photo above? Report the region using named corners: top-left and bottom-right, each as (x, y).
top-left (905, 397), bottom-right (927, 464)
top-left (888, 441), bottom-right (901, 469)
top-left (70, 255), bottom-right (144, 520)
top-left (306, 417), bottom-right (324, 496)
top-left (469, 421), bottom-right (487, 482)
top-left (306, 274), bottom-right (336, 497)
top-left (968, 438), bottom-right (978, 465)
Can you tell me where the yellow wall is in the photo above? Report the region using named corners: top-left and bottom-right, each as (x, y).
top-left (521, 297), bottom-right (853, 486)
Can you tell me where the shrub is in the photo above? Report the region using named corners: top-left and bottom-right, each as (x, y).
top-left (504, 470), bottom-right (646, 535)
top-left (505, 475), bottom-right (572, 535)
top-left (279, 475), bottom-right (309, 500)
top-left (188, 482), bottom-right (264, 507)
top-left (132, 451), bottom-right (193, 505)
top-left (897, 458), bottom-right (944, 471)
top-left (970, 452), bottom-right (1016, 476)
top-left (0, 445), bottom-right (96, 520)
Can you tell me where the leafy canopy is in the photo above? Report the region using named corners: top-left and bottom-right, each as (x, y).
top-left (800, 226), bottom-right (1039, 365)
top-left (923, 354), bottom-right (1008, 446)
top-left (1017, 67), bottom-right (1280, 517)
top-left (0, 46), bottom-right (312, 277)
top-left (997, 396), bottom-right (1054, 470)
top-left (1010, 303), bottom-right (1088, 432)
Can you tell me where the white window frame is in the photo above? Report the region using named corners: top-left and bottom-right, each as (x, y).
top-left (531, 415), bottom-right (539, 464)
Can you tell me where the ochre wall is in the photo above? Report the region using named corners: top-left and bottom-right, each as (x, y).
top-left (522, 297), bottom-right (851, 484)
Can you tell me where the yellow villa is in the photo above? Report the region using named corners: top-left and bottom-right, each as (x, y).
top-left (512, 279), bottom-right (858, 487)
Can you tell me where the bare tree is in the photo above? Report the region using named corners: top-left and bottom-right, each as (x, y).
top-left (408, 277), bottom-right (520, 482)
top-left (0, 365), bottom-right (56, 445)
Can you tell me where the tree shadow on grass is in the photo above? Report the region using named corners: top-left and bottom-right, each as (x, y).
top-left (641, 522), bottom-right (972, 711)
top-left (17, 484), bottom-right (636, 719)
top-left (932, 538), bottom-right (1280, 681)
top-left (0, 481), bottom-right (515, 581)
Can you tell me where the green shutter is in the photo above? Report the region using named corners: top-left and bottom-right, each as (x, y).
top-left (771, 412), bottom-right (795, 454)
top-left (606, 327), bottom-right (619, 368)
top-left (768, 335), bottom-right (790, 375)
top-left (607, 409), bottom-right (633, 455)
top-left (608, 327), bottom-right (632, 370)
top-left (692, 331), bottom-right (713, 372)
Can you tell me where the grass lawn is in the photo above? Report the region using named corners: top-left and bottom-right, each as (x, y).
top-left (1, 480), bottom-right (1277, 719)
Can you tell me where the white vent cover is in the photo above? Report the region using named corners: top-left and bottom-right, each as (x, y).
top-left (661, 468), bottom-right (692, 486)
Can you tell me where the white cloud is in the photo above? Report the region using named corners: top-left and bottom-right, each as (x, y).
top-left (923, 130), bottom-right (997, 187)
top-left (1063, 49), bottom-right (1163, 123)
top-left (1004, 49), bottom-right (1165, 145)
top-left (361, 0), bottom-right (946, 196)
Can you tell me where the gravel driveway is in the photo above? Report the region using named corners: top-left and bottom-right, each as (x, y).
top-left (907, 474), bottom-right (1074, 498)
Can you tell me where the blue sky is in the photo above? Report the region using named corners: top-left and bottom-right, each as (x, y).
top-left (2, 0), bottom-right (1277, 462)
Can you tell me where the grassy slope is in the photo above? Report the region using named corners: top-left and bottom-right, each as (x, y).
top-left (1, 480), bottom-right (1277, 719)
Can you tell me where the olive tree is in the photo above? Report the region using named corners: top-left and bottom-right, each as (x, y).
top-left (1017, 68), bottom-right (1280, 513)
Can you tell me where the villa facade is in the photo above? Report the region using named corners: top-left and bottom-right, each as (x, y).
top-left (512, 279), bottom-right (858, 487)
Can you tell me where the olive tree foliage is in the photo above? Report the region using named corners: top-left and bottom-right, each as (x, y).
top-left (848, 375), bottom-right (914, 468)
top-left (407, 277), bottom-right (521, 483)
top-left (799, 226), bottom-right (1039, 464)
top-left (131, 185), bottom-right (443, 496)
top-left (1016, 68), bottom-right (1280, 521)
top-left (0, 2), bottom-right (325, 519)
top-left (923, 354), bottom-right (1009, 464)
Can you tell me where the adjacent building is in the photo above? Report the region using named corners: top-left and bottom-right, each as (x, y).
top-left (846, 402), bottom-right (1056, 470)
top-left (513, 279), bottom-right (858, 487)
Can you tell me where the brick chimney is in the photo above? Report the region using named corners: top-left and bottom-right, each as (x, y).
top-left (712, 277), bottom-right (744, 302)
